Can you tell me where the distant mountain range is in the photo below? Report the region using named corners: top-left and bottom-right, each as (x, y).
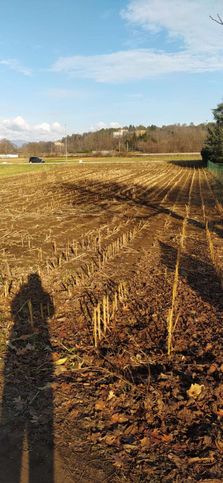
top-left (12, 140), bottom-right (27, 147)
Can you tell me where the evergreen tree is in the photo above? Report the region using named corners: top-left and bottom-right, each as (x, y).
top-left (202, 102), bottom-right (223, 163)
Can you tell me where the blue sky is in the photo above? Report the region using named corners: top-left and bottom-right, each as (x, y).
top-left (0, 0), bottom-right (223, 141)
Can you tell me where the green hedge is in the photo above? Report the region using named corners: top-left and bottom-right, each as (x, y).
top-left (208, 160), bottom-right (223, 184)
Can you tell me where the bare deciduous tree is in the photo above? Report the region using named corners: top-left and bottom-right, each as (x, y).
top-left (210, 13), bottom-right (223, 25)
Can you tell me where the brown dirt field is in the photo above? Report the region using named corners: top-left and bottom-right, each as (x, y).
top-left (0, 161), bottom-right (223, 482)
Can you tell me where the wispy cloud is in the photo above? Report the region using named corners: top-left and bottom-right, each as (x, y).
top-left (121, 0), bottom-right (223, 52)
top-left (52, 49), bottom-right (223, 83)
top-left (0, 59), bottom-right (32, 76)
top-left (52, 0), bottom-right (223, 83)
top-left (0, 116), bottom-right (64, 141)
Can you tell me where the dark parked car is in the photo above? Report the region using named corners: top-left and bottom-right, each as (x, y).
top-left (29, 156), bottom-right (45, 163)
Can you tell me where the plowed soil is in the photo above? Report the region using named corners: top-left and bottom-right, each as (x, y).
top-left (0, 161), bottom-right (223, 482)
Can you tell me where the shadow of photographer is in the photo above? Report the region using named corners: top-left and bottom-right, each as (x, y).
top-left (0, 273), bottom-right (54, 483)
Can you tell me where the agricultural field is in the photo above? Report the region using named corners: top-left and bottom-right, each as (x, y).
top-left (0, 160), bottom-right (223, 482)
top-left (0, 151), bottom-right (201, 167)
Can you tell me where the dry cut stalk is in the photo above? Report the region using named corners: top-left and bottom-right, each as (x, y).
top-left (167, 203), bottom-right (190, 355)
top-left (4, 280), bottom-right (9, 298)
top-left (200, 170), bottom-right (223, 286)
top-left (92, 281), bottom-right (128, 347)
top-left (167, 170), bottom-right (195, 356)
top-left (167, 246), bottom-right (180, 356)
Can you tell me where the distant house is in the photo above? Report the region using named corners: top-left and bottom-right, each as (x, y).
top-left (92, 150), bottom-right (111, 155)
top-left (135, 129), bottom-right (146, 137)
top-left (0, 154), bottom-right (18, 158)
top-left (113, 129), bottom-right (129, 139)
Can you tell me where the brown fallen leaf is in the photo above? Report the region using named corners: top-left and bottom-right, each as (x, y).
top-left (150, 430), bottom-right (173, 443)
top-left (178, 407), bottom-right (195, 423)
top-left (215, 438), bottom-right (223, 452)
top-left (146, 412), bottom-right (155, 424)
top-left (200, 480), bottom-right (223, 482)
top-left (123, 423), bottom-right (138, 435)
top-left (55, 357), bottom-right (68, 366)
top-left (144, 396), bottom-right (153, 410)
top-left (187, 383), bottom-right (204, 399)
top-left (215, 384), bottom-right (223, 400)
top-left (123, 443), bottom-right (138, 452)
top-left (113, 456), bottom-right (124, 468)
top-left (168, 453), bottom-right (182, 468)
top-left (208, 363), bottom-right (218, 375)
top-left (111, 413), bottom-right (129, 424)
top-left (69, 408), bottom-right (79, 419)
top-left (140, 436), bottom-right (152, 448)
top-left (161, 433), bottom-right (173, 443)
top-left (107, 390), bottom-right (115, 401)
top-left (188, 452), bottom-right (215, 464)
top-left (103, 434), bottom-right (118, 446)
top-left (54, 365), bottom-right (67, 376)
top-left (51, 352), bottom-right (61, 361)
top-left (95, 400), bottom-right (106, 411)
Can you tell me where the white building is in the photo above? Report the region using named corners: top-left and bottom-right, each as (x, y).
top-left (113, 129), bottom-right (129, 139)
top-left (0, 154), bottom-right (18, 158)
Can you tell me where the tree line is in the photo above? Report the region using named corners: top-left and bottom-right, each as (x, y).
top-left (0, 123), bottom-right (209, 156)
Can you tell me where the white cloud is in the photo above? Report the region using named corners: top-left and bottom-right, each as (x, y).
top-left (0, 116), bottom-right (64, 141)
top-left (0, 59), bottom-right (32, 76)
top-left (2, 116), bottom-right (30, 132)
top-left (52, 121), bottom-right (64, 132)
top-left (110, 122), bottom-right (122, 128)
top-left (35, 122), bottom-right (51, 133)
top-left (122, 0), bottom-right (223, 52)
top-left (52, 0), bottom-right (223, 83)
top-left (52, 48), bottom-right (223, 83)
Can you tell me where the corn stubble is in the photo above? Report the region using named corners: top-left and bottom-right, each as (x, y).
top-left (166, 170), bottom-right (195, 356)
top-left (92, 281), bottom-right (128, 348)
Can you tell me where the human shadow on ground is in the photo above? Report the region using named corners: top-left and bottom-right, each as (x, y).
top-left (159, 241), bottom-right (223, 311)
top-left (0, 273), bottom-right (54, 483)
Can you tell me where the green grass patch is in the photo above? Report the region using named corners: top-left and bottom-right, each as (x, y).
top-left (0, 163), bottom-right (54, 178)
top-left (46, 153), bottom-right (201, 163)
